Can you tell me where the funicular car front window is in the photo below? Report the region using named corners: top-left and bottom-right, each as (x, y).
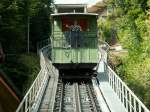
top-left (61, 17), bottom-right (88, 48)
top-left (53, 16), bottom-right (97, 48)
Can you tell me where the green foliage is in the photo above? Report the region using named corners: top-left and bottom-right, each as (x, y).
top-left (123, 58), bottom-right (150, 106)
top-left (100, 0), bottom-right (150, 108)
top-left (98, 18), bottom-right (112, 43)
top-left (30, 0), bottom-right (52, 51)
top-left (0, 0), bottom-right (25, 53)
top-left (0, 53), bottom-right (40, 95)
top-left (18, 53), bottom-right (40, 93)
top-left (0, 0), bottom-right (53, 97)
top-left (0, 0), bottom-right (53, 53)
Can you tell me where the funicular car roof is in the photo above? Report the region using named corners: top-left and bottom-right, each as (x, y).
top-left (51, 13), bottom-right (98, 17)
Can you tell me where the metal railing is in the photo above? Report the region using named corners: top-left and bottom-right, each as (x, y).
top-left (16, 39), bottom-right (55, 112)
top-left (52, 31), bottom-right (97, 48)
top-left (16, 52), bottom-right (49, 112)
top-left (99, 41), bottom-right (150, 112)
top-left (37, 38), bottom-right (51, 52)
top-left (52, 37), bottom-right (97, 48)
top-left (106, 66), bottom-right (150, 112)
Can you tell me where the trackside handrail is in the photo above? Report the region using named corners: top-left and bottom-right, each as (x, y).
top-left (16, 52), bottom-right (48, 112)
top-left (99, 41), bottom-right (150, 112)
top-left (37, 38), bottom-right (51, 51)
top-left (16, 39), bottom-right (55, 112)
top-left (106, 65), bottom-right (150, 112)
top-left (99, 40), bottom-right (150, 112)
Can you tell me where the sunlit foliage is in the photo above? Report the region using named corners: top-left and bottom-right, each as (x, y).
top-left (98, 0), bottom-right (150, 108)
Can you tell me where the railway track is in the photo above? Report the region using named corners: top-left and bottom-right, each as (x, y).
top-left (53, 79), bottom-right (102, 112)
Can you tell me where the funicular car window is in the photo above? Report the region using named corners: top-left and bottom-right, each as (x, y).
top-left (61, 16), bottom-right (88, 48)
top-left (61, 16), bottom-right (87, 31)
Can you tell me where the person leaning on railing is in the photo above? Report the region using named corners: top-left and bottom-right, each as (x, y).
top-left (66, 20), bottom-right (83, 48)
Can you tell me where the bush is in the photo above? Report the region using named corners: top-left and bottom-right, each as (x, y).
top-left (0, 53), bottom-right (40, 96)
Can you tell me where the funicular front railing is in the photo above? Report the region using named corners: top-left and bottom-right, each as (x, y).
top-left (52, 31), bottom-right (97, 48)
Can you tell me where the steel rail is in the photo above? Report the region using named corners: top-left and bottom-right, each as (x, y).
top-left (64, 83), bottom-right (74, 112)
top-left (54, 80), bottom-right (102, 112)
top-left (78, 82), bottom-right (91, 112)
top-left (74, 83), bottom-right (82, 112)
top-left (86, 84), bottom-right (99, 112)
top-left (54, 81), bottom-right (75, 112)
top-left (58, 82), bottom-right (64, 112)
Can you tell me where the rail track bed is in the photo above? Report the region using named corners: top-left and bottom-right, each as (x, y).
top-left (53, 78), bottom-right (102, 112)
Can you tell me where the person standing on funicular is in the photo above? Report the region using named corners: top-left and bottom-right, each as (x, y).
top-left (66, 20), bottom-right (83, 48)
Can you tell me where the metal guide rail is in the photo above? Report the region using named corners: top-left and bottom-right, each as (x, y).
top-left (53, 79), bottom-right (101, 112)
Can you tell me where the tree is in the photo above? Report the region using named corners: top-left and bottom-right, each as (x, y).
top-left (0, 0), bottom-right (26, 54)
top-left (30, 0), bottom-right (53, 52)
top-left (19, 0), bottom-right (39, 53)
top-left (0, 0), bottom-right (54, 96)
